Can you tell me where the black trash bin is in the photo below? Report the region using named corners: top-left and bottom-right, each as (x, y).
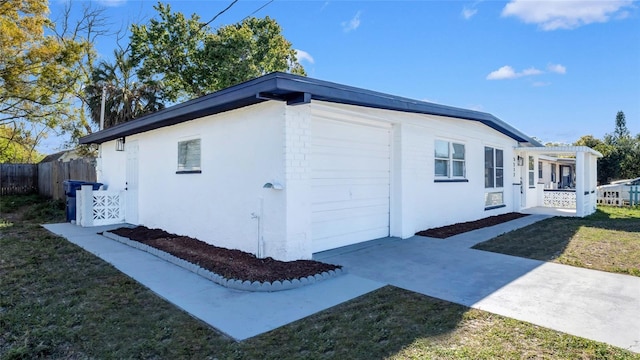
top-left (63, 180), bottom-right (103, 222)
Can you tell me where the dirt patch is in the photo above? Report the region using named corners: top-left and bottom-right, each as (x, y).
top-left (415, 213), bottom-right (529, 239)
top-left (109, 226), bottom-right (341, 283)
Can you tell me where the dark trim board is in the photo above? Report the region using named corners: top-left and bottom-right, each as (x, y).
top-left (434, 179), bottom-right (469, 183)
top-left (484, 204), bottom-right (507, 211)
top-left (80, 72), bottom-right (542, 146)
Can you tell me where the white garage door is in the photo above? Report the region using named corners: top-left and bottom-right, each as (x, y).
top-left (311, 118), bottom-right (391, 253)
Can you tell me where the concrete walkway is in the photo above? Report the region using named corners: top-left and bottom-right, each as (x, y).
top-left (44, 215), bottom-right (640, 352)
top-left (316, 214), bottom-right (640, 353)
top-left (42, 223), bottom-right (383, 341)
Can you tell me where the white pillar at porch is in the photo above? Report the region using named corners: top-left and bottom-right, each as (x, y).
top-left (575, 152), bottom-right (586, 217)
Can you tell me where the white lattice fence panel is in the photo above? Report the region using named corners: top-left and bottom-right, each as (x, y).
top-left (92, 191), bottom-right (125, 225)
top-left (543, 191), bottom-right (576, 209)
top-left (597, 190), bottom-right (624, 206)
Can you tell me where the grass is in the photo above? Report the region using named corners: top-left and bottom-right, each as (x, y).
top-left (1, 195), bottom-right (638, 359)
top-left (473, 206), bottom-right (640, 276)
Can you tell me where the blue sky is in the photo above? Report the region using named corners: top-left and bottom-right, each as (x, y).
top-left (46, 0), bottom-right (640, 151)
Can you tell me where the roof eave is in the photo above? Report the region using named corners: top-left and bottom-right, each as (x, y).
top-left (80, 72), bottom-right (540, 146)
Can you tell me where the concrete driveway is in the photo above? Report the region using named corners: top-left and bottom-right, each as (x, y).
top-left (315, 214), bottom-right (640, 353)
top-left (45, 215), bottom-right (639, 352)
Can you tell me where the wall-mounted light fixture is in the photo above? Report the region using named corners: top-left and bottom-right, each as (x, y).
top-left (517, 156), bottom-right (524, 166)
top-left (263, 182), bottom-right (284, 190)
top-left (116, 137), bottom-right (126, 151)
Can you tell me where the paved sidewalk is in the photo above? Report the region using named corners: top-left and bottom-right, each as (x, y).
top-left (44, 215), bottom-right (640, 352)
top-left (42, 223), bottom-right (383, 341)
top-left (316, 214), bottom-right (640, 353)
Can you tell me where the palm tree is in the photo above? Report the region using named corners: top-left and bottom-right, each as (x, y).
top-left (86, 49), bottom-right (164, 129)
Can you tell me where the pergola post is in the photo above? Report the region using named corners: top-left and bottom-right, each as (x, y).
top-left (575, 151), bottom-right (586, 217)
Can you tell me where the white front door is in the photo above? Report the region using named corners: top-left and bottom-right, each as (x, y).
top-left (125, 140), bottom-right (139, 224)
top-left (310, 118), bottom-right (391, 253)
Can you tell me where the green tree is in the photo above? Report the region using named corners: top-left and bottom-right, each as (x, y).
top-left (0, 124), bottom-right (44, 163)
top-left (130, 3), bottom-right (206, 102)
top-left (612, 111), bottom-right (630, 142)
top-left (574, 135), bottom-right (603, 149)
top-left (130, 2), bottom-right (305, 103)
top-left (52, 2), bottom-right (110, 144)
top-left (201, 16), bottom-right (306, 91)
top-left (0, 0), bottom-right (84, 159)
top-left (577, 111), bottom-right (640, 184)
top-left (85, 50), bottom-right (165, 128)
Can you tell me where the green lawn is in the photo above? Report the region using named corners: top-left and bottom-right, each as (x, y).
top-left (1, 195), bottom-right (638, 359)
top-left (473, 206), bottom-right (640, 276)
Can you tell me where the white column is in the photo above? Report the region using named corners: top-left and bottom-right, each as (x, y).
top-left (575, 152), bottom-right (585, 217)
top-left (76, 185), bottom-right (92, 226)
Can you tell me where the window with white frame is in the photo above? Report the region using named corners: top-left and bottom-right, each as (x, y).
top-left (177, 138), bottom-right (201, 172)
top-left (538, 161), bottom-right (543, 179)
top-left (434, 140), bottom-right (465, 179)
top-left (484, 147), bottom-right (503, 188)
top-left (528, 156), bottom-right (535, 187)
top-left (484, 146), bottom-right (504, 207)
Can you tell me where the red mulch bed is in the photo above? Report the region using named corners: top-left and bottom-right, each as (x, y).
top-left (109, 226), bottom-right (341, 283)
top-left (415, 212), bottom-right (529, 239)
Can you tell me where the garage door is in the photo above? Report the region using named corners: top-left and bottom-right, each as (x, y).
top-left (311, 118), bottom-right (391, 253)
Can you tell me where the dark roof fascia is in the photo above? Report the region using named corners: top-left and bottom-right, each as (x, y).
top-left (80, 72), bottom-right (540, 146)
top-left (80, 75), bottom-right (283, 144)
top-left (271, 74), bottom-right (540, 145)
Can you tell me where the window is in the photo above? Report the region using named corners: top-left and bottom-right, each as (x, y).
top-left (485, 147), bottom-right (504, 208)
top-left (484, 147), bottom-right (503, 188)
top-left (551, 164), bottom-right (556, 183)
top-left (528, 156), bottom-right (535, 187)
top-left (538, 161), bottom-right (543, 179)
top-left (435, 140), bottom-right (465, 179)
top-left (177, 139), bottom-right (201, 173)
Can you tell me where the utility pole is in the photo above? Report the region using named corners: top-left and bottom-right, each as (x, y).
top-left (99, 85), bottom-right (106, 130)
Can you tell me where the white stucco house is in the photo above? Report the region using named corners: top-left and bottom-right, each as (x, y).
top-left (79, 72), bottom-right (601, 261)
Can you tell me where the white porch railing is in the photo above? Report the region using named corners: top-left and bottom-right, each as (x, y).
top-left (76, 185), bottom-right (126, 227)
top-left (543, 189), bottom-right (576, 209)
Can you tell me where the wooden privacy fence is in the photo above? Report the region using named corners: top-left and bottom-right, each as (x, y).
top-left (0, 163), bottom-right (38, 195)
top-left (0, 160), bottom-right (96, 200)
top-left (38, 159), bottom-right (97, 200)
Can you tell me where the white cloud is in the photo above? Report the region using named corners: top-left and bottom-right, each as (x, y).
top-left (462, 6), bottom-right (478, 20)
top-left (487, 65), bottom-right (517, 80)
top-left (295, 49), bottom-right (315, 64)
top-left (501, 0), bottom-right (634, 30)
top-left (486, 65), bottom-right (544, 80)
top-left (521, 67), bottom-right (544, 76)
top-left (342, 11), bottom-right (362, 32)
top-left (547, 63), bottom-right (567, 74)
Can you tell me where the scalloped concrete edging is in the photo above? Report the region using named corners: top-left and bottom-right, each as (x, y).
top-left (101, 231), bottom-right (345, 292)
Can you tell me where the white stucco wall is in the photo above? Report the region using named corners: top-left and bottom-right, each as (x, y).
top-left (98, 99), bottom-right (527, 260)
top-left (97, 140), bottom-right (126, 190)
top-left (309, 102), bottom-right (519, 239)
top-left (99, 101), bottom-right (294, 259)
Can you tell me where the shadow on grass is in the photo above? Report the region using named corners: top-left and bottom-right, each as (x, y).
top-left (243, 286), bottom-right (469, 359)
top-left (2, 196), bottom-right (636, 358)
top-left (472, 208), bottom-right (640, 275)
top-left (1, 215), bottom-right (466, 358)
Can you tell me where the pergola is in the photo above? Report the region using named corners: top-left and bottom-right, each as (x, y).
top-left (515, 146), bottom-right (603, 217)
